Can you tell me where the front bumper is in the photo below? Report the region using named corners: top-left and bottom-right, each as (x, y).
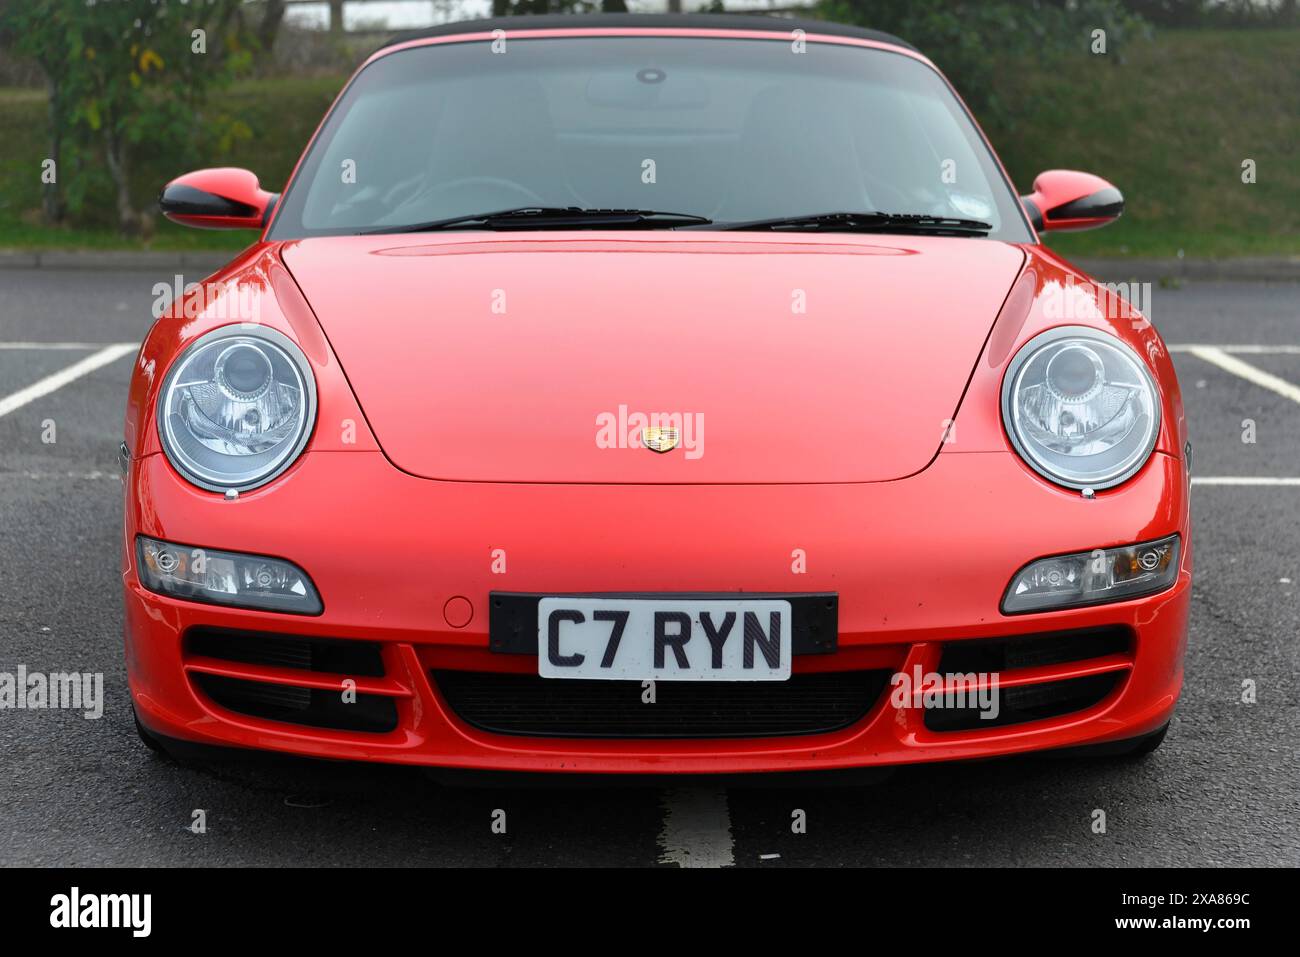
top-left (124, 448), bottom-right (1190, 773)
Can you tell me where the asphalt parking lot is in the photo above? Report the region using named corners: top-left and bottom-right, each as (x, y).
top-left (1, 268), bottom-right (1296, 867)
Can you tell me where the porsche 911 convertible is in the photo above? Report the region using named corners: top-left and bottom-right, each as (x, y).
top-left (124, 14), bottom-right (1190, 773)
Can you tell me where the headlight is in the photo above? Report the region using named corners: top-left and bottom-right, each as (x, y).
top-left (1002, 535), bottom-right (1180, 613)
top-left (158, 326), bottom-right (316, 491)
top-left (137, 536), bottom-right (322, 614)
top-left (1001, 326), bottom-right (1160, 490)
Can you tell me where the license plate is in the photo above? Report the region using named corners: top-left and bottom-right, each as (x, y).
top-left (537, 597), bottom-right (793, 681)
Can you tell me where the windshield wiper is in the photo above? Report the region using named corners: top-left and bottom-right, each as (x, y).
top-left (692, 211), bottom-right (993, 236)
top-left (361, 206), bottom-right (712, 235)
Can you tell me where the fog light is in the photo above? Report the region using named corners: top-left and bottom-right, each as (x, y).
top-left (1002, 534), bottom-right (1179, 614)
top-left (136, 536), bottom-right (322, 614)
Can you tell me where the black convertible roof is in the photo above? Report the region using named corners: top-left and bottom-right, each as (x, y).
top-left (377, 14), bottom-right (915, 55)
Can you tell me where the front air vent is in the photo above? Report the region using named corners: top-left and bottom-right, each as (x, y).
top-left (433, 669), bottom-right (890, 739)
top-left (937, 626), bottom-right (1131, 675)
top-left (193, 673), bottom-right (398, 733)
top-left (186, 627), bottom-right (385, 677)
top-left (923, 673), bottom-right (1121, 732)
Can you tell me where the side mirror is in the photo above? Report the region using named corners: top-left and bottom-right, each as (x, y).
top-left (1020, 170), bottom-right (1123, 232)
top-left (159, 168), bottom-right (278, 230)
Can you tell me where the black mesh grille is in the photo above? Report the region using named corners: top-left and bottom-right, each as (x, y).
top-left (923, 673), bottom-right (1120, 732)
top-left (432, 669), bottom-right (890, 739)
top-left (193, 674), bottom-right (398, 733)
top-left (186, 627), bottom-right (385, 677)
top-left (937, 627), bottom-right (1130, 675)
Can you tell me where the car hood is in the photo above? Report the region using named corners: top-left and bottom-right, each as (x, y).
top-left (281, 233), bottom-right (1025, 483)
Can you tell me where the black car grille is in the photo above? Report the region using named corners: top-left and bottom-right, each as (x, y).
top-left (185, 627), bottom-right (394, 733)
top-left (925, 626), bottom-right (1131, 732)
top-left (432, 669), bottom-right (891, 739)
top-left (922, 672), bottom-right (1121, 732)
top-left (186, 627), bottom-right (385, 677)
top-left (936, 626), bottom-right (1130, 674)
top-left (193, 673), bottom-right (398, 733)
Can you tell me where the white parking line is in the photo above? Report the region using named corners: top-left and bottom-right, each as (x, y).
top-left (1168, 344), bottom-right (1300, 355)
top-left (1184, 346), bottom-right (1300, 405)
top-left (1192, 477), bottom-right (1300, 487)
top-left (657, 787), bottom-right (735, 868)
top-left (0, 343), bottom-right (137, 419)
top-left (0, 471), bottom-right (117, 480)
top-left (0, 341), bottom-right (136, 350)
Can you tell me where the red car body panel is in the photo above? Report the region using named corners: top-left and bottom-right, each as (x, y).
top-left (123, 23), bottom-right (1191, 773)
top-left (280, 234), bottom-right (1026, 483)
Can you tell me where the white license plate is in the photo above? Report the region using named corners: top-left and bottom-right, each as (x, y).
top-left (537, 597), bottom-right (793, 681)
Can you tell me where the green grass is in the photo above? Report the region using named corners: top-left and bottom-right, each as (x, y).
top-left (982, 27), bottom-right (1300, 258)
top-left (0, 75), bottom-right (346, 251)
top-left (1, 28), bottom-right (1297, 257)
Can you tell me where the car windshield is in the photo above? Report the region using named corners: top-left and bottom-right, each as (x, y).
top-left (269, 35), bottom-right (1032, 241)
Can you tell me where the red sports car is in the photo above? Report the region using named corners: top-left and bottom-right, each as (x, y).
top-left (124, 14), bottom-right (1191, 774)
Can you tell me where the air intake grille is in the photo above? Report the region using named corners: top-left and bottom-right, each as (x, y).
top-left (937, 627), bottom-right (1130, 674)
top-left (432, 669), bottom-right (889, 739)
top-left (923, 673), bottom-right (1120, 732)
top-left (194, 673), bottom-right (398, 733)
top-left (187, 627), bottom-right (385, 677)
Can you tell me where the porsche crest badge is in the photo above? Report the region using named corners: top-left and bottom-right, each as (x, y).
top-left (641, 426), bottom-right (681, 453)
